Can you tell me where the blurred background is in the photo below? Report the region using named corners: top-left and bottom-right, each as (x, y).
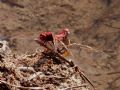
top-left (0, 0), bottom-right (120, 90)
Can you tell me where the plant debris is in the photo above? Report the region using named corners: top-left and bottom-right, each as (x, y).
top-left (0, 51), bottom-right (90, 90)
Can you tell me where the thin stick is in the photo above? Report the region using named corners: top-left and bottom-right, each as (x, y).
top-left (28, 72), bottom-right (43, 81)
top-left (45, 75), bottom-right (66, 79)
top-left (75, 66), bottom-right (95, 90)
top-left (0, 80), bottom-right (44, 90)
top-left (28, 72), bottom-right (66, 81)
top-left (64, 84), bottom-right (88, 90)
top-left (68, 43), bottom-right (106, 53)
top-left (17, 67), bottom-right (35, 73)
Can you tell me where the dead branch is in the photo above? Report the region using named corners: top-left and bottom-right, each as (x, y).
top-left (17, 66), bottom-right (35, 73)
top-left (0, 80), bottom-right (44, 90)
top-left (64, 83), bottom-right (88, 90)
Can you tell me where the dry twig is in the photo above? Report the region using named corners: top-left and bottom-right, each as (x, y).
top-left (64, 83), bottom-right (88, 90)
top-left (0, 80), bottom-right (44, 90)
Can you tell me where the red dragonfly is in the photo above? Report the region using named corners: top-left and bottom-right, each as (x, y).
top-left (35, 28), bottom-right (100, 90)
top-left (35, 28), bottom-right (71, 57)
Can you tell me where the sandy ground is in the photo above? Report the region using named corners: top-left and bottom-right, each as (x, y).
top-left (0, 0), bottom-right (120, 90)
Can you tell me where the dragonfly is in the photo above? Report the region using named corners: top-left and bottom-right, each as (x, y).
top-left (35, 28), bottom-right (72, 58)
top-left (35, 28), bottom-right (101, 90)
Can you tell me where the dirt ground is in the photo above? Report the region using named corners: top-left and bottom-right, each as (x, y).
top-left (0, 0), bottom-right (120, 90)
